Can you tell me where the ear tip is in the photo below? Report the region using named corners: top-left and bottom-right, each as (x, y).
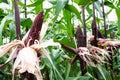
top-left (39, 10), bottom-right (44, 15)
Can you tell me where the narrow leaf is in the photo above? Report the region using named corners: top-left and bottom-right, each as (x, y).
top-left (26, 0), bottom-right (44, 7)
top-left (41, 48), bottom-right (64, 80)
top-left (115, 8), bottom-right (120, 34)
top-left (104, 1), bottom-right (116, 8)
top-left (65, 4), bottom-right (81, 21)
top-left (0, 15), bottom-right (12, 45)
top-left (73, 0), bottom-right (91, 6)
top-left (97, 65), bottom-right (106, 80)
top-left (55, 0), bottom-right (67, 17)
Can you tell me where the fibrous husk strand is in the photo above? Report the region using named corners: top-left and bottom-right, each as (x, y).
top-left (89, 37), bottom-right (120, 51)
top-left (13, 47), bottom-right (43, 80)
top-left (77, 46), bottom-right (109, 66)
top-left (0, 40), bottom-right (24, 58)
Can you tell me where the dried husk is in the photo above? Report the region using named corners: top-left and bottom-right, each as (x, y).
top-left (77, 46), bottom-right (109, 66)
top-left (13, 47), bottom-right (43, 80)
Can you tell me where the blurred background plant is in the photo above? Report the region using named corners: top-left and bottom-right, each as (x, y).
top-left (0, 0), bottom-right (120, 80)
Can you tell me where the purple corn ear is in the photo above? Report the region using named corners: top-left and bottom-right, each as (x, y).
top-left (76, 25), bottom-right (85, 47)
top-left (24, 11), bottom-right (44, 46)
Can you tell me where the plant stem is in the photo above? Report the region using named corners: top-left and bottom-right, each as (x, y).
top-left (14, 0), bottom-right (21, 40)
top-left (76, 25), bottom-right (87, 75)
top-left (61, 44), bottom-right (77, 54)
top-left (70, 55), bottom-right (79, 64)
top-left (45, 69), bottom-right (50, 80)
top-left (24, 0), bottom-right (27, 18)
top-left (82, 6), bottom-right (87, 46)
top-left (24, 0), bottom-right (29, 32)
top-left (109, 52), bottom-right (114, 80)
top-left (92, 0), bottom-right (98, 46)
top-left (102, 0), bottom-right (107, 38)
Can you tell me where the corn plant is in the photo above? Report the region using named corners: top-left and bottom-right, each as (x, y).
top-left (0, 0), bottom-right (120, 80)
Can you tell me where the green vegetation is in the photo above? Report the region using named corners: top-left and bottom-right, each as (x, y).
top-left (0, 0), bottom-right (120, 80)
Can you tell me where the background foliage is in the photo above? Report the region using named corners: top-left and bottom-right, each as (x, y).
top-left (0, 0), bottom-right (120, 80)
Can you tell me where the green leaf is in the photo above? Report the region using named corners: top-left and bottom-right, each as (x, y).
top-left (66, 76), bottom-right (90, 80)
top-left (107, 25), bottom-right (117, 33)
top-left (97, 65), bottom-right (106, 80)
top-left (18, 1), bottom-right (25, 7)
top-left (66, 77), bottom-right (80, 80)
top-left (0, 0), bottom-right (8, 4)
top-left (54, 37), bottom-right (76, 48)
top-left (86, 5), bottom-right (92, 21)
top-left (65, 4), bottom-right (81, 21)
top-left (73, 0), bottom-right (91, 6)
top-left (63, 9), bottom-right (73, 38)
top-left (0, 8), bottom-right (6, 17)
top-left (77, 76), bottom-right (90, 80)
top-left (95, 1), bottom-right (103, 17)
top-left (104, 1), bottom-right (116, 8)
top-left (47, 0), bottom-right (57, 4)
top-left (41, 49), bottom-right (64, 80)
top-left (43, 56), bottom-right (52, 68)
top-left (86, 4), bottom-right (92, 14)
top-left (65, 62), bottom-right (71, 79)
top-left (0, 15), bottom-right (12, 45)
top-left (106, 9), bottom-right (112, 15)
top-left (115, 8), bottom-right (120, 34)
top-left (85, 72), bottom-right (96, 79)
top-left (26, 0), bottom-right (43, 7)
top-left (9, 22), bottom-right (16, 42)
top-left (20, 18), bottom-right (32, 29)
top-left (33, 4), bottom-right (43, 14)
top-left (55, 0), bottom-right (68, 17)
